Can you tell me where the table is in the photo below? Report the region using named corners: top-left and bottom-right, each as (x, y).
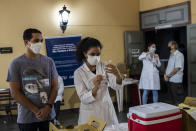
top-left (179, 103), bottom-right (196, 131)
top-left (0, 88), bottom-right (9, 91)
top-left (116, 78), bottom-right (141, 112)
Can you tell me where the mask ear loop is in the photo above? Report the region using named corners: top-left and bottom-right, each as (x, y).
top-left (27, 41), bottom-right (31, 48)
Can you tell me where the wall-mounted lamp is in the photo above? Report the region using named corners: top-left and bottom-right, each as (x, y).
top-left (59, 5), bottom-right (70, 33)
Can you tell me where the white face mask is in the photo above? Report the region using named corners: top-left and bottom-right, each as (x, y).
top-left (28, 42), bottom-right (43, 54)
top-left (150, 47), bottom-right (156, 52)
top-left (87, 55), bottom-right (100, 66)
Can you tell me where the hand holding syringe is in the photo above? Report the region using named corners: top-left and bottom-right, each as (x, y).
top-left (91, 61), bottom-right (114, 96)
top-left (104, 60), bottom-right (119, 75)
top-left (102, 60), bottom-right (112, 77)
top-left (105, 60), bottom-right (123, 85)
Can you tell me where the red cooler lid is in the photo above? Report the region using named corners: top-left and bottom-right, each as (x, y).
top-left (128, 102), bottom-right (180, 118)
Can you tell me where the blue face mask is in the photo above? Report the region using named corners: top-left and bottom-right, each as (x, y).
top-left (150, 47), bottom-right (156, 52)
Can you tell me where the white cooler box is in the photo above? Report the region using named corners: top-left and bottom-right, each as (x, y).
top-left (127, 102), bottom-right (182, 131)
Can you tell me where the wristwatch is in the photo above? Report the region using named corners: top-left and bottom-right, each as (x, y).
top-left (46, 103), bottom-right (53, 108)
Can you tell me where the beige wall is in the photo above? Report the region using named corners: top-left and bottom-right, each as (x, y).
top-left (139, 0), bottom-right (196, 24)
top-left (140, 0), bottom-right (189, 12)
top-left (191, 0), bottom-right (196, 23)
top-left (0, 0), bottom-right (139, 111)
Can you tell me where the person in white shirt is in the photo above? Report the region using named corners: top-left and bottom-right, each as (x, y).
top-left (74, 37), bottom-right (122, 126)
top-left (54, 76), bottom-right (64, 122)
top-left (139, 43), bottom-right (161, 104)
top-left (164, 40), bottom-right (184, 105)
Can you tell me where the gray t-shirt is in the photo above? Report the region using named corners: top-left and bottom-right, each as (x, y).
top-left (7, 54), bottom-right (58, 124)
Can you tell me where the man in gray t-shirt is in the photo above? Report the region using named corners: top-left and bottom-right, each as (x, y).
top-left (7, 28), bottom-right (58, 131)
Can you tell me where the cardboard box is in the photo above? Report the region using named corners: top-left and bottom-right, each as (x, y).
top-left (49, 116), bottom-right (106, 131)
top-left (179, 97), bottom-right (196, 131)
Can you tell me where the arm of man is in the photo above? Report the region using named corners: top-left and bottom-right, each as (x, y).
top-left (36, 78), bottom-right (58, 121)
top-left (36, 58), bottom-right (59, 121)
top-left (48, 59), bottom-right (59, 105)
top-left (167, 68), bottom-right (181, 78)
top-left (9, 82), bottom-right (39, 114)
top-left (165, 53), bottom-right (184, 80)
top-left (48, 78), bottom-right (58, 105)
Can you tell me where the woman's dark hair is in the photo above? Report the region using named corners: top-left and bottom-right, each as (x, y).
top-left (145, 42), bottom-right (156, 51)
top-left (76, 37), bottom-right (103, 62)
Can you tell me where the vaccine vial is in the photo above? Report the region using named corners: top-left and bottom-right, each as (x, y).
top-left (108, 60), bottom-right (112, 64)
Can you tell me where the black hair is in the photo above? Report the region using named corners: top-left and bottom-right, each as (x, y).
top-left (169, 40), bottom-right (179, 49)
top-left (23, 28), bottom-right (42, 41)
top-left (145, 42), bottom-right (156, 51)
top-left (147, 42), bottom-right (156, 48)
top-left (76, 37), bottom-right (103, 62)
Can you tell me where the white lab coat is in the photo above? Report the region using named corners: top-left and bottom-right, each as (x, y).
top-left (55, 76), bottom-right (64, 102)
top-left (139, 52), bottom-right (161, 90)
top-left (74, 62), bottom-right (122, 126)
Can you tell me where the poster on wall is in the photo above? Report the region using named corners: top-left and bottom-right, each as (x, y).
top-left (45, 35), bottom-right (82, 87)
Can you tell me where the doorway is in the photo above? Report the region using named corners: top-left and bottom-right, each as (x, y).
top-left (144, 26), bottom-right (188, 103)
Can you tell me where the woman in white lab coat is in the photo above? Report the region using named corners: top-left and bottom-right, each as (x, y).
top-left (139, 43), bottom-right (161, 104)
top-left (74, 37), bottom-right (122, 126)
